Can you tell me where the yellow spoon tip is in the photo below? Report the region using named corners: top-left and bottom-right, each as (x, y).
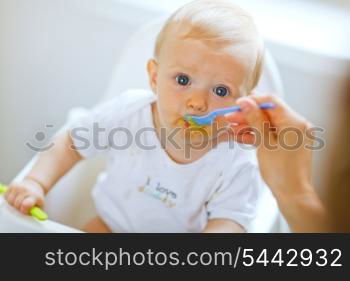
top-left (0, 183), bottom-right (8, 194)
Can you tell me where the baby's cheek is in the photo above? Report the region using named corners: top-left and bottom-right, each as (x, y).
top-left (159, 92), bottom-right (179, 113)
top-left (159, 106), bottom-right (178, 128)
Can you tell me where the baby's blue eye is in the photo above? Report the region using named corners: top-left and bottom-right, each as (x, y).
top-left (213, 86), bottom-right (229, 97)
top-left (176, 75), bottom-right (190, 86)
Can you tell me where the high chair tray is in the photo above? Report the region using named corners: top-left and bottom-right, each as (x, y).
top-left (0, 197), bottom-right (82, 233)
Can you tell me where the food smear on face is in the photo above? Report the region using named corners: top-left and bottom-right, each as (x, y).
top-left (183, 115), bottom-right (206, 129)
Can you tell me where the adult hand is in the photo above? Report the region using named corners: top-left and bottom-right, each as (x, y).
top-left (226, 95), bottom-right (313, 198)
top-left (224, 95), bottom-right (328, 232)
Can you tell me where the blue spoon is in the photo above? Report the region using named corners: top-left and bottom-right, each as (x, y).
top-left (184, 102), bottom-right (275, 126)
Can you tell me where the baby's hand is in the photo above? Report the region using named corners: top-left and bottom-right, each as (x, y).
top-left (4, 178), bottom-right (45, 215)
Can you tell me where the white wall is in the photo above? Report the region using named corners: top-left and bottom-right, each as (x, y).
top-left (0, 0), bottom-right (158, 182)
top-left (0, 0), bottom-right (349, 187)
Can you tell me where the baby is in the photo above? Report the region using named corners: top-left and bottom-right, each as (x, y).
top-left (5, 0), bottom-right (265, 233)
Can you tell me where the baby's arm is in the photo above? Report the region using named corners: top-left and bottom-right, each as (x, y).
top-left (203, 219), bottom-right (245, 233)
top-left (4, 130), bottom-right (83, 215)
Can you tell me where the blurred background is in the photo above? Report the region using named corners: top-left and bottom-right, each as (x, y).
top-left (1, 0), bottom-right (350, 185)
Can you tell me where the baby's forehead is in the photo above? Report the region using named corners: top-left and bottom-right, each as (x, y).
top-left (160, 36), bottom-right (248, 89)
top-left (160, 22), bottom-right (248, 60)
top-left (160, 31), bottom-right (248, 68)
top-left (153, 1), bottom-right (264, 91)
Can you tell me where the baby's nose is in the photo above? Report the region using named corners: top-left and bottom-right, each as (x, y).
top-left (186, 92), bottom-right (208, 114)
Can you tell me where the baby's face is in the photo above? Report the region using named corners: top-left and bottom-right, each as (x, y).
top-left (148, 30), bottom-right (248, 145)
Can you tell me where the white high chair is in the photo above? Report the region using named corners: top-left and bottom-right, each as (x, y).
top-left (0, 18), bottom-right (285, 233)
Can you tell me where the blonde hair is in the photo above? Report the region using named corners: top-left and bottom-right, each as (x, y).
top-left (154, 0), bottom-right (265, 93)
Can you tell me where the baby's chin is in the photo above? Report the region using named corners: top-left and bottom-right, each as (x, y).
top-left (174, 120), bottom-right (215, 143)
top-left (181, 120), bottom-right (231, 144)
top-left (182, 130), bottom-right (213, 146)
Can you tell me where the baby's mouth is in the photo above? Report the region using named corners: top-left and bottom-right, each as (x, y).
top-left (177, 117), bottom-right (205, 129)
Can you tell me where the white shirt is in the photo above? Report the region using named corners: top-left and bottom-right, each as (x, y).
top-left (68, 89), bottom-right (263, 233)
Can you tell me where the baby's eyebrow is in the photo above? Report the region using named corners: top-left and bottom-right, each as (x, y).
top-left (168, 63), bottom-right (198, 73)
top-left (221, 73), bottom-right (245, 88)
top-left (221, 78), bottom-right (239, 88)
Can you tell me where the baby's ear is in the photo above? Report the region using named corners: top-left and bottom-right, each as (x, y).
top-left (147, 59), bottom-right (158, 94)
